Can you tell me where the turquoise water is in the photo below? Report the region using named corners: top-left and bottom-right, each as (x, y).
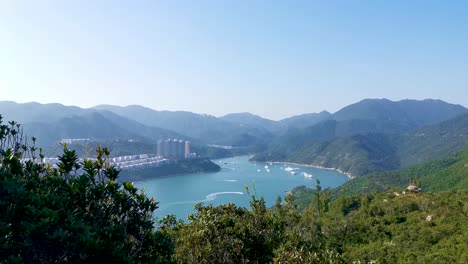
top-left (134, 156), bottom-right (349, 220)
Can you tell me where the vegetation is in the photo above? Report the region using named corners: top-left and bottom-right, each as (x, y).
top-left (168, 182), bottom-right (468, 263)
top-left (333, 147), bottom-right (468, 197)
top-left (2, 115), bottom-right (468, 263)
top-left (0, 116), bottom-right (172, 263)
top-left (322, 190), bottom-right (468, 263)
top-left (253, 113), bottom-right (468, 176)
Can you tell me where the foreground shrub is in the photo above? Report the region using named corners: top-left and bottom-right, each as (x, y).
top-left (0, 116), bottom-right (172, 263)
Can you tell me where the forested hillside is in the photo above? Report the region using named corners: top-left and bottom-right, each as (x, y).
top-left (253, 112), bottom-right (468, 176)
top-left (334, 148), bottom-right (468, 197)
top-left (93, 104), bottom-right (274, 147)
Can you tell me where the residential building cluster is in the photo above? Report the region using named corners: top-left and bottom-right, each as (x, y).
top-left (157, 139), bottom-right (191, 159)
top-left (60, 138), bottom-right (90, 144)
top-left (22, 139), bottom-right (196, 172)
top-left (110, 154), bottom-right (169, 169)
top-left (23, 154), bottom-right (170, 170)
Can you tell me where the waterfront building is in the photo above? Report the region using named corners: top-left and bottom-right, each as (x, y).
top-left (185, 141), bottom-right (191, 158)
top-left (157, 139), bottom-right (190, 159)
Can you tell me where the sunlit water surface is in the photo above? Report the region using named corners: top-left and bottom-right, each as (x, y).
top-left (134, 156), bottom-right (349, 220)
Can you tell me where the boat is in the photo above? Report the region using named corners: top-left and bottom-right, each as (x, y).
top-left (290, 171), bottom-right (297, 175)
top-left (264, 165), bottom-right (269, 169)
top-left (302, 172), bottom-right (313, 178)
top-left (285, 167), bottom-right (299, 172)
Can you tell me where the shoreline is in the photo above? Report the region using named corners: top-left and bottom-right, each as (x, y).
top-left (271, 161), bottom-right (355, 179)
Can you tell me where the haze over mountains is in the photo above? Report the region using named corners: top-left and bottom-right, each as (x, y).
top-left (1, 98), bottom-right (467, 176)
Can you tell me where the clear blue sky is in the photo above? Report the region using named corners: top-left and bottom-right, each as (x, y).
top-left (1, 0), bottom-right (467, 120)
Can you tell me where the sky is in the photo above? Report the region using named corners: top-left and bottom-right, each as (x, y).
top-left (1, 0), bottom-right (467, 120)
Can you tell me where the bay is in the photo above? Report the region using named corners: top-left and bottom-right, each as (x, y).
top-left (134, 156), bottom-right (349, 220)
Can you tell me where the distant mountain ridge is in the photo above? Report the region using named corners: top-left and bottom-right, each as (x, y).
top-left (92, 104), bottom-right (274, 147)
top-left (0, 101), bottom-right (86, 124)
top-left (21, 111), bottom-right (184, 146)
top-left (219, 112), bottom-right (281, 133)
top-left (333, 98), bottom-right (467, 127)
top-left (1, 99), bottom-right (467, 167)
top-left (278, 111), bottom-right (332, 129)
top-left (251, 99), bottom-right (468, 176)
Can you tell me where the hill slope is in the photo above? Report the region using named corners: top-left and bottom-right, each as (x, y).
top-left (93, 104), bottom-right (274, 147)
top-left (333, 98), bottom-right (467, 127)
top-left (252, 100), bottom-right (468, 176)
top-left (219, 112), bottom-right (281, 132)
top-left (0, 101), bottom-right (86, 124)
top-left (21, 111), bottom-right (184, 146)
top-left (286, 114), bottom-right (468, 176)
top-left (278, 111), bottom-right (332, 129)
top-left (334, 148), bottom-right (468, 197)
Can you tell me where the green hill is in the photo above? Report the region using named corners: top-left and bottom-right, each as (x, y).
top-left (253, 112), bottom-right (468, 176)
top-left (397, 113), bottom-right (468, 167)
top-left (334, 148), bottom-right (468, 197)
top-left (289, 133), bottom-right (400, 175)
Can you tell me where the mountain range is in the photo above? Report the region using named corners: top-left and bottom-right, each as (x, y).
top-left (250, 99), bottom-right (468, 175)
top-left (1, 98), bottom-right (467, 176)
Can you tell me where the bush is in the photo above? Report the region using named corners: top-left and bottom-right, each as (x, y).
top-left (0, 115), bottom-right (172, 263)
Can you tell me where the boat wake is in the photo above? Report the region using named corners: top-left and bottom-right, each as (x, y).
top-left (205, 192), bottom-right (244, 201)
top-left (161, 191), bottom-right (244, 208)
top-left (223, 179), bottom-right (238, 182)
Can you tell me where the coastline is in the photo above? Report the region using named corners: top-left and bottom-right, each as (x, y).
top-left (271, 161), bottom-right (355, 179)
top-left (119, 158), bottom-right (221, 182)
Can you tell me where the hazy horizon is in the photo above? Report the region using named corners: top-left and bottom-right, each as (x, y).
top-left (2, 97), bottom-right (466, 121)
top-left (1, 1), bottom-right (467, 119)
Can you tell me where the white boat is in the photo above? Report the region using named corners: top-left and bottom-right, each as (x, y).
top-left (266, 169), bottom-right (271, 172)
top-left (302, 172), bottom-right (313, 178)
top-left (285, 167), bottom-right (299, 172)
top-left (290, 171), bottom-right (297, 175)
top-left (257, 169), bottom-right (261, 172)
top-left (264, 165), bottom-right (269, 169)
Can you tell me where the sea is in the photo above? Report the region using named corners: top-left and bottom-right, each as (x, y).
top-left (134, 156), bottom-right (349, 220)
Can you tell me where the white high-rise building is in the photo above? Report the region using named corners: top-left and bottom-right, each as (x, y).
top-left (157, 139), bottom-right (190, 159)
top-left (185, 141), bottom-right (191, 158)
